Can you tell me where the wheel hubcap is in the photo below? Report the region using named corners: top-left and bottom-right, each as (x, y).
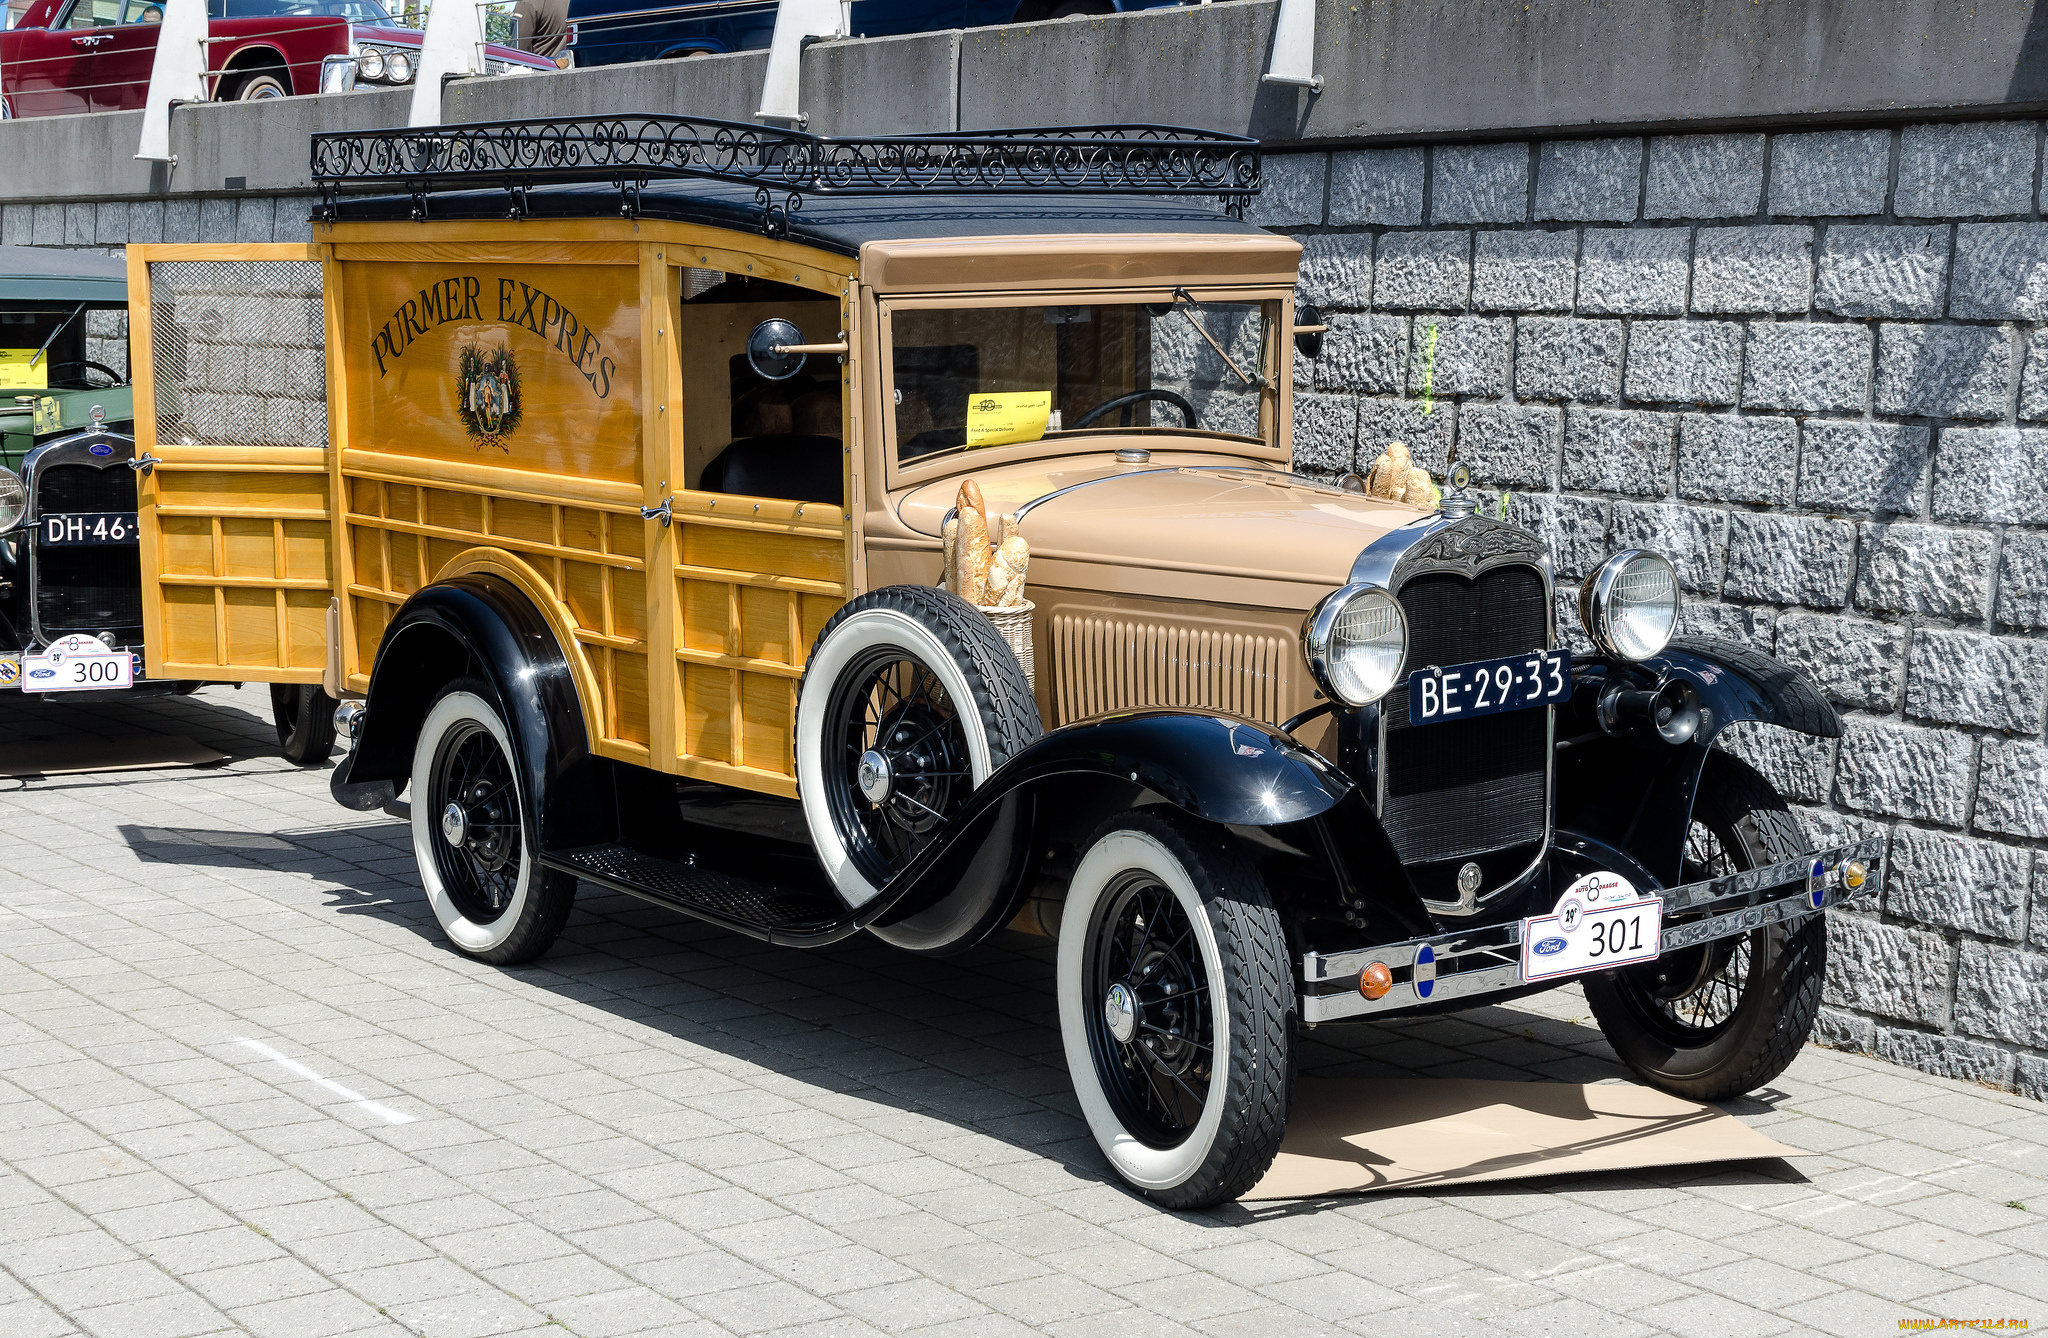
top-left (856, 748), bottom-right (893, 804)
top-left (1104, 981), bottom-right (1138, 1043)
top-left (440, 801), bottom-right (468, 847)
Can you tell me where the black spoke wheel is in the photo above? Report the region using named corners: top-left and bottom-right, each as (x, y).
top-left (426, 717), bottom-right (524, 927)
top-left (408, 679), bottom-right (575, 964)
top-left (821, 645), bottom-right (974, 888)
top-left (1083, 869), bottom-right (1214, 1148)
top-left (1585, 751), bottom-right (1827, 1100)
top-left (1057, 809), bottom-right (1293, 1209)
top-left (796, 586), bottom-right (1042, 909)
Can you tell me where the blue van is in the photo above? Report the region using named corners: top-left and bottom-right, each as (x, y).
top-left (563, 0), bottom-right (1187, 68)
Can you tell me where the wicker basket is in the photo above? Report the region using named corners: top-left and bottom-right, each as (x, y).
top-left (975, 600), bottom-right (1035, 691)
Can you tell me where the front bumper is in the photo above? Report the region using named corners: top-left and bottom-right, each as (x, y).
top-left (1301, 837), bottom-right (1884, 1023)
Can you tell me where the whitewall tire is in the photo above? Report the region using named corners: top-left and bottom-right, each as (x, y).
top-left (410, 680), bottom-right (575, 964)
top-left (1057, 809), bottom-right (1293, 1208)
top-left (796, 586), bottom-right (1040, 908)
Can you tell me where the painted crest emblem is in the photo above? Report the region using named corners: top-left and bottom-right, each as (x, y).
top-left (456, 340), bottom-right (521, 452)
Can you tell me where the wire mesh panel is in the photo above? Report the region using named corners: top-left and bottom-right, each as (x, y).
top-left (148, 260), bottom-right (327, 451)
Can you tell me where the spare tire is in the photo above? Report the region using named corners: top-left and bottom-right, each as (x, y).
top-left (796, 585), bottom-right (1041, 908)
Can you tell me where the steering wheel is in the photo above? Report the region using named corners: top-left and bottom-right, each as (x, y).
top-left (1071, 389), bottom-right (1198, 431)
top-left (47, 360), bottom-right (123, 390)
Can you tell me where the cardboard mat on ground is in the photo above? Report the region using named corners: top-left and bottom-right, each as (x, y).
top-left (1245, 1077), bottom-right (1805, 1201)
top-left (0, 735), bottom-right (228, 779)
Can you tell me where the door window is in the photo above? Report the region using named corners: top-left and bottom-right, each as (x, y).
top-left (58, 0), bottom-right (121, 26)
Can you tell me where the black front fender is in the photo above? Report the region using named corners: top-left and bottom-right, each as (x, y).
top-left (1558, 635), bottom-right (1838, 886)
top-left (864, 709), bottom-right (1431, 951)
top-left (329, 574), bottom-right (612, 851)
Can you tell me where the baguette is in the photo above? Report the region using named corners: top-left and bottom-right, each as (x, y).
top-left (989, 533), bottom-right (1030, 607)
top-left (956, 480), bottom-right (991, 604)
top-left (1403, 466), bottom-right (1438, 509)
top-left (941, 516), bottom-right (959, 594)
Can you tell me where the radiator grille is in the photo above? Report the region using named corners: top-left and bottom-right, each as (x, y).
top-left (36, 463), bottom-right (136, 513)
top-left (34, 463), bottom-right (144, 638)
top-left (1381, 566), bottom-right (1550, 872)
top-left (1050, 613), bottom-right (1287, 726)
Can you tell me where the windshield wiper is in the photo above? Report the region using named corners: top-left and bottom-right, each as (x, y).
top-left (1170, 287), bottom-right (1264, 389)
top-left (28, 303), bottom-right (86, 369)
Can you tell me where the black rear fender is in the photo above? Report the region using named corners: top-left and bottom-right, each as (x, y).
top-left (330, 574), bottom-right (613, 850)
top-left (1558, 635), bottom-right (1841, 885)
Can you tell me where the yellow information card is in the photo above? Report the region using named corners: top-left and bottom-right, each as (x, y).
top-left (964, 390), bottom-right (1051, 448)
top-left (0, 350), bottom-right (48, 392)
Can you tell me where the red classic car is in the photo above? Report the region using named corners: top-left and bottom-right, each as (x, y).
top-left (1, 0), bottom-right (554, 118)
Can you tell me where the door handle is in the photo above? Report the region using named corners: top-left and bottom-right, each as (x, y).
top-left (128, 453), bottom-right (162, 474)
top-left (639, 496), bottom-right (672, 527)
top-left (71, 33), bottom-right (108, 44)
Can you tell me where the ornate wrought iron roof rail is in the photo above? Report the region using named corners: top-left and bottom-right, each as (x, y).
top-left (309, 114), bottom-right (1263, 230)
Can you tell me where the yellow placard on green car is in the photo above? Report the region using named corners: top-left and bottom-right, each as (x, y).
top-left (0, 350), bottom-right (48, 392)
top-left (965, 391), bottom-right (1051, 448)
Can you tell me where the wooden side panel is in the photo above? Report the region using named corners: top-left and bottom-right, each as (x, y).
top-left (665, 496), bottom-right (848, 797)
top-left (139, 447), bottom-right (333, 680)
top-left (338, 454), bottom-right (649, 763)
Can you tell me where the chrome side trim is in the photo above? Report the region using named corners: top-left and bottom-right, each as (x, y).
top-left (1300, 837), bottom-right (1884, 1023)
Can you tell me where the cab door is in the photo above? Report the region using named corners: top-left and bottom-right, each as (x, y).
top-left (128, 244), bottom-right (335, 685)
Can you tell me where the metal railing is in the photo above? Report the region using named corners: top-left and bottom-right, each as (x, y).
top-left (309, 113), bottom-right (1263, 228)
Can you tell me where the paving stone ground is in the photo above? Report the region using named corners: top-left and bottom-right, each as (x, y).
top-left (2, 686), bottom-right (2046, 1338)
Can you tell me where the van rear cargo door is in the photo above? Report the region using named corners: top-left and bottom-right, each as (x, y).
top-left (129, 246), bottom-right (334, 684)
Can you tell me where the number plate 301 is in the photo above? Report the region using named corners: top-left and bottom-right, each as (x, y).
top-left (1521, 871), bottom-right (1661, 983)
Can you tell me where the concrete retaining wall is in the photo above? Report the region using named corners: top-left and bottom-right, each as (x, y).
top-left (1266, 122), bottom-right (2048, 1091)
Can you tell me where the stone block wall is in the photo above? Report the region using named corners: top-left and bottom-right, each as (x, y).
top-left (1263, 121), bottom-right (2048, 1094)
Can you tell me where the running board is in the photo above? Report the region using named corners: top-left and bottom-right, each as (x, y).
top-left (544, 844), bottom-right (855, 946)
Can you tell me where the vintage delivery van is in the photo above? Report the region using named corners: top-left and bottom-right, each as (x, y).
top-left (124, 116), bottom-right (1883, 1207)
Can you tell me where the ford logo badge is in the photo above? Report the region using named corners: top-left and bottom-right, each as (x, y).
top-left (27, 668), bottom-right (54, 679)
top-left (89, 443), bottom-right (114, 457)
top-left (1533, 936), bottom-right (1568, 956)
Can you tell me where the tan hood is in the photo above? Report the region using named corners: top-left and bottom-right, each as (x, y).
top-left (897, 458), bottom-right (1433, 611)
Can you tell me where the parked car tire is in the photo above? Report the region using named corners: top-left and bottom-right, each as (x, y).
top-left (409, 678), bottom-right (575, 964)
top-left (270, 682), bottom-right (338, 766)
top-left (795, 584), bottom-right (1041, 907)
top-left (227, 71), bottom-right (289, 101)
top-left (1584, 752), bottom-right (1825, 1101)
top-left (1058, 808), bottom-right (1294, 1209)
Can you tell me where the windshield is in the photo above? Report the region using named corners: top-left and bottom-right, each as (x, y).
top-left (889, 299), bottom-right (1271, 466)
top-left (206, 0), bottom-right (392, 18)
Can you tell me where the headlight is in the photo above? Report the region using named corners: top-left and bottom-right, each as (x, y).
top-left (388, 50), bottom-right (413, 83)
top-left (0, 467), bottom-right (24, 533)
top-left (1301, 583), bottom-right (1408, 707)
top-left (1580, 550), bottom-right (1681, 661)
top-left (357, 46), bottom-right (385, 80)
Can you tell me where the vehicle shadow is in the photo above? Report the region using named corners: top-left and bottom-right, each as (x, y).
top-left (117, 817), bottom-right (1811, 1221)
top-left (0, 682), bottom-right (287, 767)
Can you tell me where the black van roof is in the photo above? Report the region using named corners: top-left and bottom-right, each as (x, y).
top-left (312, 115), bottom-right (1266, 256)
top-left (324, 178), bottom-right (1266, 256)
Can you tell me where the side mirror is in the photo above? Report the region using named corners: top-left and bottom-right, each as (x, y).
top-left (747, 318), bottom-right (807, 381)
top-left (1293, 303), bottom-right (1327, 359)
